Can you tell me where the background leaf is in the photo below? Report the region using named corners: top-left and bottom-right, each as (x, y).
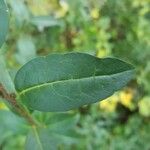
top-left (0, 0), bottom-right (9, 47)
top-left (0, 110), bottom-right (27, 145)
top-left (8, 0), bottom-right (29, 24)
top-left (15, 35), bottom-right (37, 65)
top-left (0, 56), bottom-right (15, 93)
top-left (15, 53), bottom-right (134, 112)
top-left (30, 16), bottom-right (62, 31)
top-left (25, 113), bottom-right (81, 150)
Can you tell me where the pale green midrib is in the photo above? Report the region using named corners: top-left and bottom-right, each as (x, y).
top-left (18, 69), bottom-right (133, 96)
top-left (32, 127), bottom-right (44, 150)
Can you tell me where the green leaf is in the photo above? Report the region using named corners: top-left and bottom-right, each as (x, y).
top-left (0, 0), bottom-right (9, 48)
top-left (15, 35), bottom-right (37, 65)
top-left (25, 128), bottom-right (80, 150)
top-left (30, 16), bottom-right (62, 31)
top-left (0, 56), bottom-right (16, 93)
top-left (44, 113), bottom-right (79, 132)
top-left (8, 0), bottom-right (29, 24)
top-left (25, 114), bottom-right (80, 150)
top-left (0, 110), bottom-right (27, 144)
top-left (15, 53), bottom-right (135, 112)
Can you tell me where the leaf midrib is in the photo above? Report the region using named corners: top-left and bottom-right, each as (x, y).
top-left (32, 127), bottom-right (44, 150)
top-left (18, 70), bottom-right (133, 96)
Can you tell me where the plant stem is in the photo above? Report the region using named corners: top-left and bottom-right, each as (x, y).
top-left (0, 83), bottom-right (37, 127)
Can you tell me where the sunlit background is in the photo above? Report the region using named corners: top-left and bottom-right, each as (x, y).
top-left (0, 0), bottom-right (150, 149)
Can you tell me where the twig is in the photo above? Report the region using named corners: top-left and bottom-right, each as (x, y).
top-left (0, 83), bottom-right (37, 126)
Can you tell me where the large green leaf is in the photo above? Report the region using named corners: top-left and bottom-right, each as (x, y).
top-left (15, 53), bottom-right (135, 112)
top-left (0, 0), bottom-right (9, 47)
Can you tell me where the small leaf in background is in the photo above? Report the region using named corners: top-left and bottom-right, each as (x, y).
top-left (0, 0), bottom-right (9, 48)
top-left (30, 16), bottom-right (62, 31)
top-left (8, 0), bottom-right (29, 24)
top-left (15, 53), bottom-right (135, 112)
top-left (138, 61), bottom-right (150, 93)
top-left (0, 56), bottom-right (15, 93)
top-left (15, 35), bottom-right (37, 65)
top-left (138, 97), bottom-right (150, 117)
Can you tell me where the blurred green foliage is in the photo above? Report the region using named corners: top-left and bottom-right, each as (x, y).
top-left (0, 0), bottom-right (150, 149)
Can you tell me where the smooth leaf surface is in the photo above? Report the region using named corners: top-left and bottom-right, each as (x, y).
top-left (0, 0), bottom-right (9, 47)
top-left (15, 53), bottom-right (135, 112)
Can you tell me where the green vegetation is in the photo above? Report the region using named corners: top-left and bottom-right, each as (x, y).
top-left (0, 0), bottom-right (150, 149)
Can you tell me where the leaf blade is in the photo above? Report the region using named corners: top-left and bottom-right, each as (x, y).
top-left (15, 53), bottom-right (135, 112)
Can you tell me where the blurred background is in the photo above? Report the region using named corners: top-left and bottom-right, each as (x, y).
top-left (0, 0), bottom-right (150, 149)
